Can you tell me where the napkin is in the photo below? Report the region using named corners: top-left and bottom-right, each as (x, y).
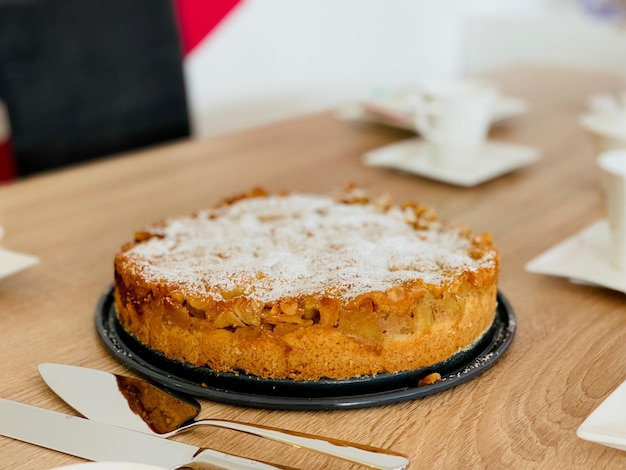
top-left (578, 379), bottom-right (626, 452)
top-left (0, 226), bottom-right (39, 279)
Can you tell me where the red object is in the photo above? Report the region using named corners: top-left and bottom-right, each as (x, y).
top-left (0, 99), bottom-right (15, 182)
top-left (0, 139), bottom-right (16, 182)
top-left (173, 0), bottom-right (242, 56)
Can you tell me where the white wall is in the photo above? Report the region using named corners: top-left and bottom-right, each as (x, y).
top-left (183, 0), bottom-right (626, 139)
top-left (465, 0), bottom-right (626, 75)
top-left (184, 0), bottom-right (466, 138)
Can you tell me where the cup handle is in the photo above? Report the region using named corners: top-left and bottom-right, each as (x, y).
top-left (413, 95), bottom-right (443, 142)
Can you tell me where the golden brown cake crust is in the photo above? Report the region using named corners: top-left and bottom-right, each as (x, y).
top-left (114, 186), bottom-right (500, 380)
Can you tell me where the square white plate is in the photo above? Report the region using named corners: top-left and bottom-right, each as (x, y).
top-left (578, 379), bottom-right (626, 452)
top-left (580, 111), bottom-right (626, 142)
top-left (362, 139), bottom-right (540, 187)
top-left (525, 220), bottom-right (626, 294)
top-left (0, 247), bottom-right (39, 280)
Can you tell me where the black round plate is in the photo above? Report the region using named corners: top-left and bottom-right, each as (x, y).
top-left (95, 286), bottom-right (516, 410)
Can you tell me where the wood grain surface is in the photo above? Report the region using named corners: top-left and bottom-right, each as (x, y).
top-left (1, 66), bottom-right (625, 469)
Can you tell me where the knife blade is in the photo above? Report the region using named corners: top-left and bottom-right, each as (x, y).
top-left (0, 398), bottom-right (281, 469)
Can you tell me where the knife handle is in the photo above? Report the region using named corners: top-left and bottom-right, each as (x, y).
top-left (189, 419), bottom-right (409, 470)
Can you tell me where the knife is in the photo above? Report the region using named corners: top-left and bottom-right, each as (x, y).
top-left (0, 398), bottom-right (283, 469)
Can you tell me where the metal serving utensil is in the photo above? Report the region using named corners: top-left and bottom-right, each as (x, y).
top-left (39, 363), bottom-right (410, 470)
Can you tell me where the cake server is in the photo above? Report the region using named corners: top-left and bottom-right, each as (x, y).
top-left (39, 363), bottom-right (410, 470)
top-left (0, 397), bottom-right (284, 469)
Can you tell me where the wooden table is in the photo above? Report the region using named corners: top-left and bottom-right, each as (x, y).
top-left (1, 66), bottom-right (625, 469)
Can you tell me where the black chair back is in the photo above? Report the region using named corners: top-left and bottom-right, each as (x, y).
top-left (0, 0), bottom-right (190, 177)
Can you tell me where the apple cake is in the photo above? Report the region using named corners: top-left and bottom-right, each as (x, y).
top-left (113, 186), bottom-right (500, 380)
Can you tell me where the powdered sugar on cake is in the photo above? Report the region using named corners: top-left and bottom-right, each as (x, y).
top-left (125, 194), bottom-right (496, 302)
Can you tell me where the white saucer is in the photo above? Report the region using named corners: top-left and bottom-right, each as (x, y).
top-left (52, 463), bottom-right (166, 470)
top-left (586, 92), bottom-right (626, 115)
top-left (580, 111), bottom-right (626, 142)
top-left (362, 139), bottom-right (540, 187)
top-left (578, 378), bottom-right (626, 453)
top-left (525, 219), bottom-right (626, 294)
top-left (0, 247), bottom-right (39, 280)
top-left (338, 96), bottom-right (528, 132)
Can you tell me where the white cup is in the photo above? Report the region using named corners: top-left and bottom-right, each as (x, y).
top-left (598, 150), bottom-right (626, 271)
top-left (413, 80), bottom-right (499, 168)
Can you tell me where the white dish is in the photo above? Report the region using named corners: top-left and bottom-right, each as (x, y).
top-left (580, 111), bottom-right (626, 142)
top-left (362, 138), bottom-right (540, 187)
top-left (578, 379), bottom-right (626, 453)
top-left (525, 219), bottom-right (626, 294)
top-left (338, 95), bottom-right (528, 132)
top-left (52, 463), bottom-right (166, 470)
top-left (0, 247), bottom-right (39, 280)
top-left (586, 92), bottom-right (626, 115)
